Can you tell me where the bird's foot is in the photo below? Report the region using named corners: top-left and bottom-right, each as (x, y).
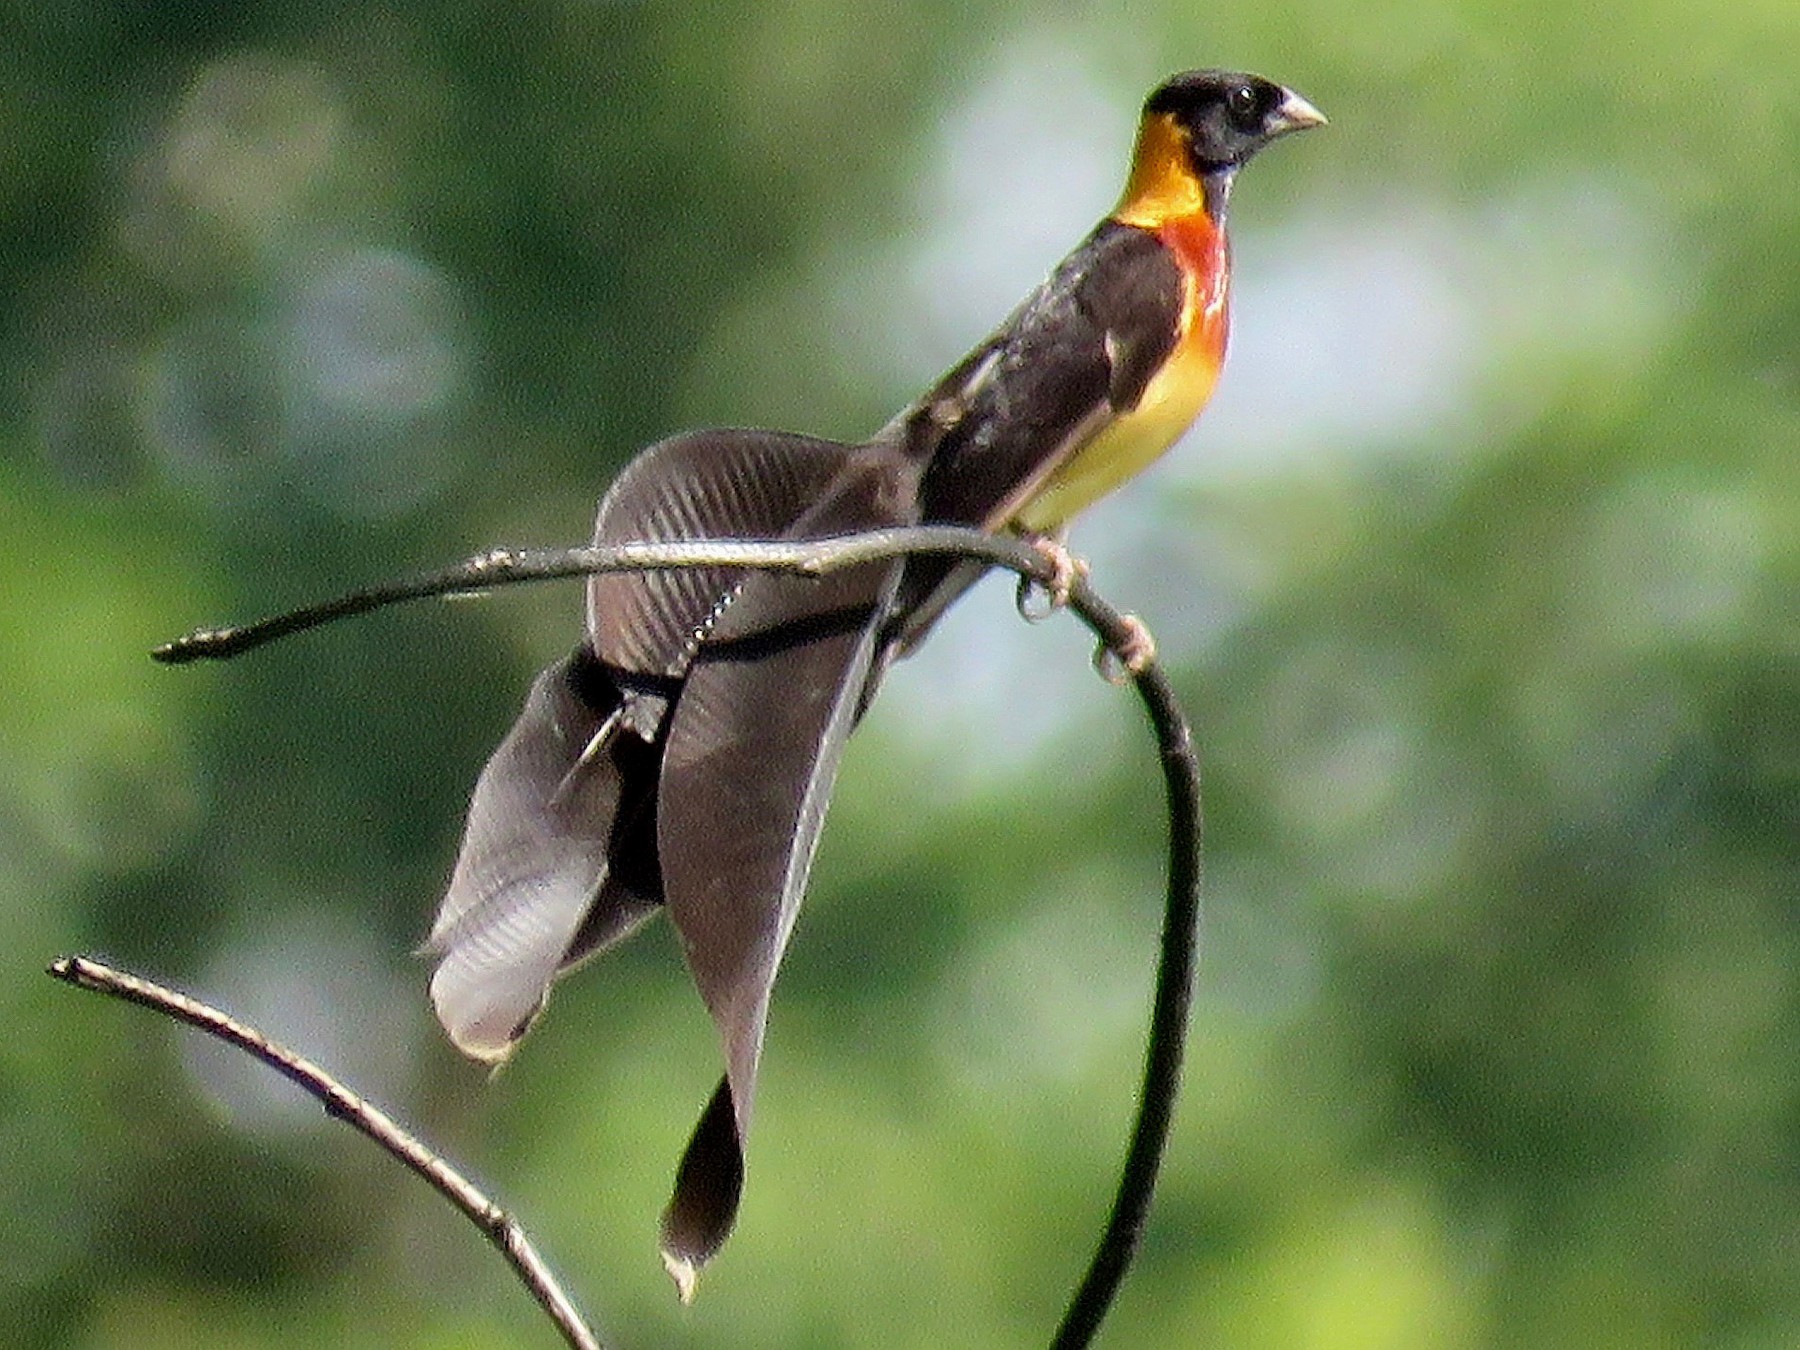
top-left (1094, 614), bottom-right (1157, 684)
top-left (1015, 534), bottom-right (1089, 622)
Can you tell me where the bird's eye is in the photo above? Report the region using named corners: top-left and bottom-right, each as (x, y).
top-left (1225, 84), bottom-right (1262, 130)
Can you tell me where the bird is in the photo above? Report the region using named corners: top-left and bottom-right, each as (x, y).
top-left (421, 68), bottom-right (1324, 1297)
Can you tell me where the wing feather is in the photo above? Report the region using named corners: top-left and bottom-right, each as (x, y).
top-left (426, 651), bottom-right (659, 1060)
top-left (588, 430), bottom-right (864, 677)
top-left (653, 448), bottom-right (917, 1281)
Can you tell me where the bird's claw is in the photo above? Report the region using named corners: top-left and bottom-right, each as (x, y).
top-left (1094, 614), bottom-right (1156, 684)
top-left (1015, 536), bottom-right (1089, 622)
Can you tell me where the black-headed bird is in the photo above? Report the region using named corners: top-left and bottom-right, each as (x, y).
top-left (423, 69), bottom-right (1324, 1296)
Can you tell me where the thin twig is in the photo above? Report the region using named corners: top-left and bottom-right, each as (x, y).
top-left (46, 955), bottom-right (605, 1350)
top-left (146, 525), bottom-right (1203, 1347)
top-left (152, 529), bottom-right (1038, 664)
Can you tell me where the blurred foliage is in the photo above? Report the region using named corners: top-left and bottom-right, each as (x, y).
top-left (2, 1), bottom-right (1796, 1347)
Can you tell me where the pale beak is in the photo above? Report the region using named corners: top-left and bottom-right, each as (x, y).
top-left (1271, 89), bottom-right (1328, 135)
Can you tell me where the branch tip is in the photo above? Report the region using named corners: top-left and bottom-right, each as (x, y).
top-left (46, 951), bottom-right (606, 1350)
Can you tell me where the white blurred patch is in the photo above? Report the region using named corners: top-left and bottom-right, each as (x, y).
top-left (861, 568), bottom-right (1129, 792)
top-left (134, 245), bottom-right (472, 516)
top-left (1192, 209), bottom-right (1483, 471)
top-left (121, 53), bottom-right (346, 277)
top-left (883, 43), bottom-right (1133, 383)
top-left (273, 245), bottom-right (471, 517)
top-left (281, 248), bottom-right (465, 420)
top-left (182, 907), bottom-right (425, 1135)
top-left (1187, 176), bottom-right (1678, 476)
top-left (97, 52), bottom-right (475, 517)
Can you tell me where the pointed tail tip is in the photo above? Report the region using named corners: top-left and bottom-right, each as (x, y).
top-left (662, 1249), bottom-right (700, 1305)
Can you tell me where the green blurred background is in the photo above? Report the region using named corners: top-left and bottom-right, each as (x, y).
top-left (4, 2), bottom-right (1796, 1346)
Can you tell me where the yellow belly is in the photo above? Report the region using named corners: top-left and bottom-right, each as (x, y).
top-left (1016, 191), bottom-right (1230, 533)
top-left (1015, 322), bottom-right (1224, 532)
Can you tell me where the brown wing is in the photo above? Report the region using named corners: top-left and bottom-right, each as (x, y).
top-left (655, 443), bottom-right (918, 1288)
top-left (588, 429), bottom-right (869, 677)
top-left (874, 219), bottom-right (1184, 671)
top-left (425, 649), bottom-right (660, 1058)
top-left (425, 430), bottom-right (876, 1063)
top-left (424, 426), bottom-right (922, 1284)
top-left (907, 219), bottom-right (1183, 529)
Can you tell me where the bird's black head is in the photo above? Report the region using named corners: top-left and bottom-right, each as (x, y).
top-left (1146, 70), bottom-right (1326, 175)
